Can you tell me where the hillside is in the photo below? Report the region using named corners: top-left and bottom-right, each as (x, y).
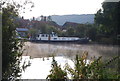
top-left (51, 14), bottom-right (95, 25)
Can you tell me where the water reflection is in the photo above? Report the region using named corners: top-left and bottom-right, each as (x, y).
top-left (20, 56), bottom-right (74, 79)
top-left (21, 42), bottom-right (119, 79)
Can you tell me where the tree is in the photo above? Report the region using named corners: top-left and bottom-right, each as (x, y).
top-left (47, 56), bottom-right (67, 79)
top-left (2, 0), bottom-right (34, 79)
top-left (75, 25), bottom-right (86, 38)
top-left (86, 25), bottom-right (97, 41)
top-left (48, 52), bottom-right (119, 79)
top-left (2, 4), bottom-right (23, 80)
top-left (29, 28), bottom-right (38, 39)
top-left (94, 2), bottom-right (120, 44)
top-left (66, 27), bottom-right (75, 36)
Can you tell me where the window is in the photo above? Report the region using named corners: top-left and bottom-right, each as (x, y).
top-left (54, 38), bottom-right (57, 40)
top-left (41, 34), bottom-right (44, 37)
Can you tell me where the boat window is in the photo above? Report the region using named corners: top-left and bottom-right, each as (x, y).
top-left (46, 34), bottom-right (48, 37)
top-left (54, 38), bottom-right (57, 40)
top-left (38, 35), bottom-right (39, 37)
top-left (41, 34), bottom-right (44, 37)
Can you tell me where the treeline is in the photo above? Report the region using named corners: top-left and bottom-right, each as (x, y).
top-left (29, 20), bottom-right (97, 41)
top-left (29, 21), bottom-right (61, 39)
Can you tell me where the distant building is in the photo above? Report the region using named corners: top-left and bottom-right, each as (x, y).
top-left (16, 28), bottom-right (29, 37)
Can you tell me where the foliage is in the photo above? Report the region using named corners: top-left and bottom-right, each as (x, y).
top-left (47, 56), bottom-right (67, 80)
top-left (28, 28), bottom-right (38, 39)
top-left (2, 4), bottom-right (24, 80)
top-left (66, 27), bottom-right (75, 36)
top-left (65, 52), bottom-right (89, 79)
top-left (46, 25), bottom-right (60, 34)
top-left (49, 2), bottom-right (119, 44)
top-left (2, 0), bottom-right (34, 79)
top-left (61, 24), bottom-right (92, 38)
top-left (65, 51), bottom-right (106, 79)
top-left (30, 21), bottom-right (62, 39)
top-left (65, 52), bottom-right (119, 79)
top-left (94, 2), bottom-right (120, 44)
top-left (48, 52), bottom-right (119, 79)
top-left (86, 25), bottom-right (97, 41)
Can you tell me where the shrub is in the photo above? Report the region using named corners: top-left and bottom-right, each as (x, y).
top-left (48, 51), bottom-right (119, 79)
top-left (47, 56), bottom-right (67, 80)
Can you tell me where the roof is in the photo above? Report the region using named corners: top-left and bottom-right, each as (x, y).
top-left (16, 28), bottom-right (29, 32)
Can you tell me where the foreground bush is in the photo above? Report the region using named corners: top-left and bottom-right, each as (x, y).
top-left (47, 51), bottom-right (119, 80)
top-left (47, 56), bottom-right (67, 79)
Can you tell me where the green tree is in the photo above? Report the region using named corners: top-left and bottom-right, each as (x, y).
top-left (49, 52), bottom-right (119, 79)
top-left (2, 4), bottom-right (24, 80)
top-left (86, 25), bottom-right (97, 41)
top-left (75, 25), bottom-right (86, 37)
top-left (29, 28), bottom-right (38, 39)
top-left (66, 27), bottom-right (75, 36)
top-left (47, 56), bottom-right (67, 80)
top-left (1, 0), bottom-right (34, 79)
top-left (47, 26), bottom-right (57, 34)
top-left (33, 22), bottom-right (47, 33)
top-left (95, 2), bottom-right (120, 44)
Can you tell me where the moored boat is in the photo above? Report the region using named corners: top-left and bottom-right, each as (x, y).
top-left (30, 32), bottom-right (89, 43)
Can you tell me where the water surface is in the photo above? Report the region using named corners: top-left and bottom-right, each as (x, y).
top-left (23, 42), bottom-right (119, 60)
top-left (20, 56), bottom-right (74, 79)
top-left (20, 42), bottom-right (119, 79)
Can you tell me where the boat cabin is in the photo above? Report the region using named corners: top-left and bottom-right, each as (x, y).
top-left (36, 33), bottom-right (58, 41)
top-left (36, 33), bottom-right (80, 42)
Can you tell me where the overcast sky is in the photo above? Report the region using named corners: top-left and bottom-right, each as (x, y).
top-left (18, 0), bottom-right (106, 19)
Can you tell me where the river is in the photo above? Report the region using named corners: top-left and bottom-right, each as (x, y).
top-left (23, 42), bottom-right (119, 59)
top-left (19, 42), bottom-right (119, 79)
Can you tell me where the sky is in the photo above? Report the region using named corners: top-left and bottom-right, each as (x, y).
top-left (19, 0), bottom-right (106, 19)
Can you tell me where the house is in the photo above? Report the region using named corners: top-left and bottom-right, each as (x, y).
top-left (16, 28), bottom-right (29, 37)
